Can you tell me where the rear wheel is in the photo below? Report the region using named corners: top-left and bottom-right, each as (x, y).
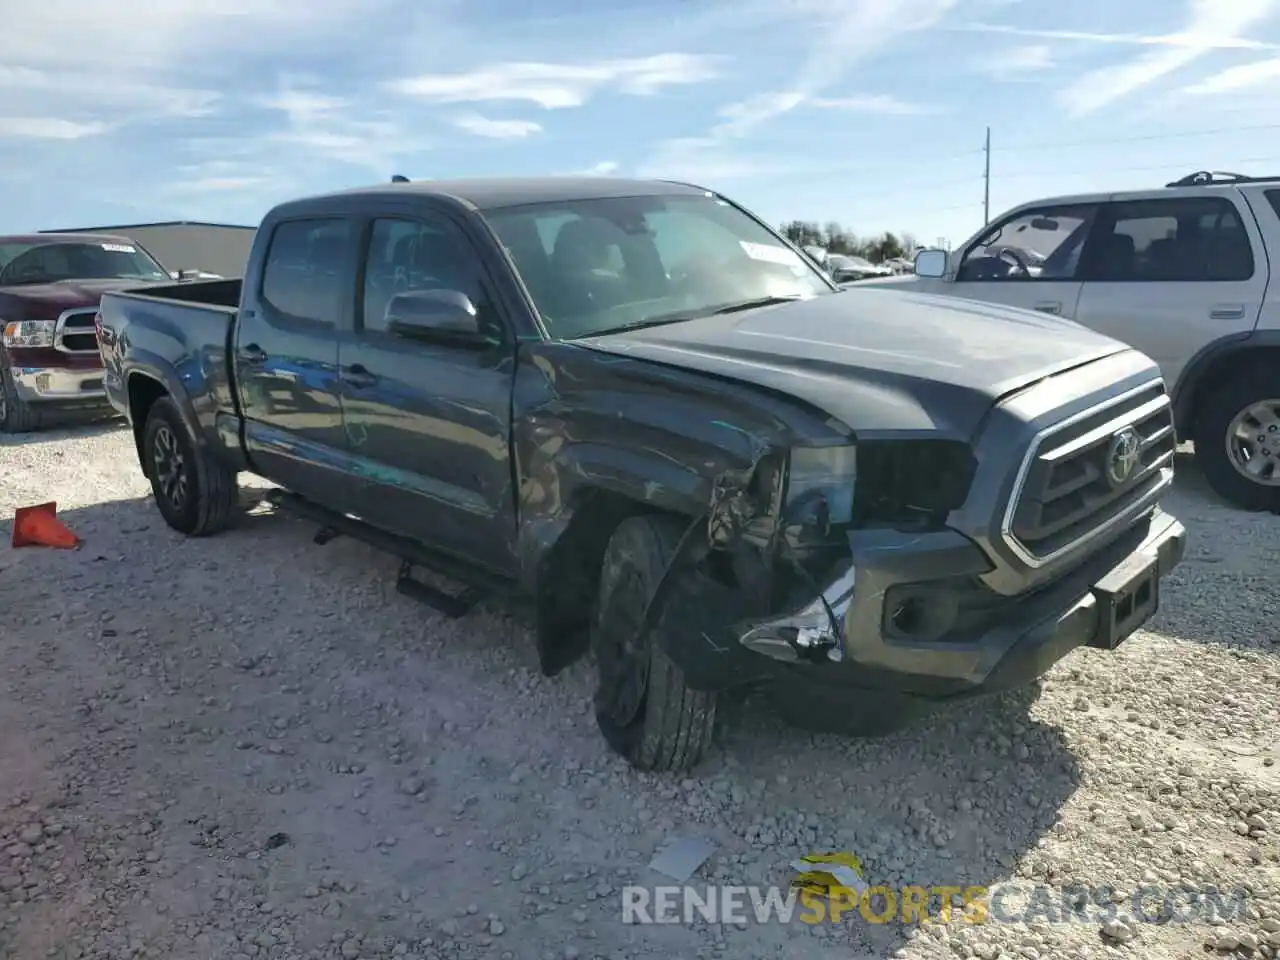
top-left (591, 515), bottom-right (717, 773)
top-left (1193, 369), bottom-right (1280, 512)
top-left (142, 396), bottom-right (239, 535)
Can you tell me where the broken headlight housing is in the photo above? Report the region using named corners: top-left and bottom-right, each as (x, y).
top-left (783, 443), bottom-right (857, 528)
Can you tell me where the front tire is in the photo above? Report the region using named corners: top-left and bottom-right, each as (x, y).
top-left (591, 515), bottom-right (717, 773)
top-left (0, 362), bottom-right (49, 433)
top-left (142, 396), bottom-right (238, 535)
top-left (1193, 369), bottom-right (1280, 512)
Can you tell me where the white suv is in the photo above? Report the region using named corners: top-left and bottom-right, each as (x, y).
top-left (894, 171), bottom-right (1280, 513)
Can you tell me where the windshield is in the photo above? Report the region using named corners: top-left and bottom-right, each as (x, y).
top-left (481, 194), bottom-right (833, 339)
top-left (0, 240), bottom-right (170, 286)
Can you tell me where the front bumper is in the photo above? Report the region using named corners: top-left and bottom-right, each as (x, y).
top-left (11, 366), bottom-right (108, 404)
top-left (753, 510), bottom-right (1184, 719)
top-left (658, 508), bottom-right (1184, 720)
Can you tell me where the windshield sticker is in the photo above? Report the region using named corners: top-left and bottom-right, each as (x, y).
top-left (739, 241), bottom-right (803, 267)
top-left (101, 243), bottom-right (136, 253)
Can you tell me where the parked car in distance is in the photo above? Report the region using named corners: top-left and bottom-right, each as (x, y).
top-left (98, 175), bottom-right (1185, 772)
top-left (880, 171), bottom-right (1280, 512)
top-left (825, 253), bottom-right (892, 282)
top-left (0, 233), bottom-right (172, 432)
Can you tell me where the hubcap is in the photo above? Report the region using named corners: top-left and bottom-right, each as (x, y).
top-left (595, 568), bottom-right (650, 728)
top-left (152, 425), bottom-right (190, 510)
top-left (1225, 398), bottom-right (1280, 487)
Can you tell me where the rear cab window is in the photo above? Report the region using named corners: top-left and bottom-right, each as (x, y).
top-left (260, 218), bottom-right (353, 326)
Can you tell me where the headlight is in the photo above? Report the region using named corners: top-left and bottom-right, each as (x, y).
top-left (786, 444), bottom-right (857, 525)
top-left (2, 319), bottom-right (56, 348)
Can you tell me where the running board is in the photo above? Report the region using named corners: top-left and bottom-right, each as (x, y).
top-left (265, 490), bottom-right (514, 619)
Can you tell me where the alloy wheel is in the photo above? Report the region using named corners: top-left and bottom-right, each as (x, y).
top-left (1225, 399), bottom-right (1280, 487)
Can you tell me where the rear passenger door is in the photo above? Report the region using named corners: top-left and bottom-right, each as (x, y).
top-left (945, 201), bottom-right (1100, 319)
top-left (234, 217), bottom-right (354, 503)
top-left (1073, 194), bottom-right (1266, 390)
top-left (337, 211), bottom-right (517, 575)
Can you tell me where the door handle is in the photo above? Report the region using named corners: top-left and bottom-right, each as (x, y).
top-left (1033, 301), bottom-right (1062, 315)
top-left (340, 364), bottom-right (379, 389)
top-left (1209, 304), bottom-right (1247, 320)
top-left (239, 343), bottom-right (267, 363)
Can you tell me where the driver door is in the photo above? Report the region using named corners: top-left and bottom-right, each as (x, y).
top-left (946, 201), bottom-right (1104, 321)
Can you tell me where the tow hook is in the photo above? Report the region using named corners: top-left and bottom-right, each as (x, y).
top-left (738, 564), bottom-right (856, 663)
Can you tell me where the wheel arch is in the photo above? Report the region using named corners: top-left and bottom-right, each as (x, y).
top-left (1172, 331), bottom-right (1280, 439)
top-left (530, 482), bottom-right (696, 678)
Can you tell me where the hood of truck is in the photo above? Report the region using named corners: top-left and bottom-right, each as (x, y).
top-left (575, 287), bottom-right (1128, 441)
top-left (0, 278), bottom-right (165, 317)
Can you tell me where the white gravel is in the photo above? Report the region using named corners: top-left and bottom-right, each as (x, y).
top-left (1, 422), bottom-right (1279, 960)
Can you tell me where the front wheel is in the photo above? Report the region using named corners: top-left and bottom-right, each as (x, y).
top-left (0, 362), bottom-right (48, 433)
top-left (142, 396), bottom-right (239, 535)
top-left (591, 515), bottom-right (717, 773)
top-left (1193, 370), bottom-right (1280, 512)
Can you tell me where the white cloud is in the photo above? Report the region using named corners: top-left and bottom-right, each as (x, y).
top-left (972, 44), bottom-right (1055, 79)
top-left (1057, 0), bottom-right (1280, 117)
top-left (707, 0), bottom-right (959, 138)
top-left (582, 161), bottom-right (620, 175)
top-left (254, 80), bottom-right (428, 173)
top-left (1184, 57), bottom-right (1280, 93)
top-left (809, 94), bottom-right (940, 115)
top-left (166, 176), bottom-right (272, 193)
top-left (388, 53), bottom-right (719, 110)
top-left (960, 22), bottom-right (1280, 51)
top-left (0, 117), bottom-right (106, 139)
top-left (452, 113), bottom-right (543, 139)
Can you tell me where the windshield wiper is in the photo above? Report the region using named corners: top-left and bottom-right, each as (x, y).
top-left (705, 294), bottom-right (805, 316)
top-left (587, 295), bottom-right (807, 338)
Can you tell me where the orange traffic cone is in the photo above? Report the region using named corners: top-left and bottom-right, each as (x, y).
top-left (11, 502), bottom-right (80, 549)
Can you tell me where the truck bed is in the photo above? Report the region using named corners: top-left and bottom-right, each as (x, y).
top-left (97, 278), bottom-right (244, 439)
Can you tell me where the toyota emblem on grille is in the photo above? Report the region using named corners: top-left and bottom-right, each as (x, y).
top-left (1105, 427), bottom-right (1142, 487)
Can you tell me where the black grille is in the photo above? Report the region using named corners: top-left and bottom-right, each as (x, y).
top-left (57, 311), bottom-right (99, 353)
top-left (1008, 382), bottom-right (1175, 560)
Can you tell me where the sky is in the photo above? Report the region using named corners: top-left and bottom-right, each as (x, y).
top-left (2, 0), bottom-right (1280, 248)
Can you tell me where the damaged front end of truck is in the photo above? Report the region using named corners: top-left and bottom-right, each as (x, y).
top-left (622, 435), bottom-right (978, 694)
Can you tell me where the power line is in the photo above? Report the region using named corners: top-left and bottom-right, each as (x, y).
top-left (996, 122), bottom-right (1280, 153)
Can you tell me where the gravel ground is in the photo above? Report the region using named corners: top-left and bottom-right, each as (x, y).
top-left (1, 421), bottom-right (1279, 960)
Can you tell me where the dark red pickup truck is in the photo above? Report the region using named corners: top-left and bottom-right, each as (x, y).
top-left (0, 233), bottom-right (173, 432)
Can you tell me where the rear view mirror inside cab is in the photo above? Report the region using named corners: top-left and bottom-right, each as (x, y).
top-left (1030, 217), bottom-right (1060, 231)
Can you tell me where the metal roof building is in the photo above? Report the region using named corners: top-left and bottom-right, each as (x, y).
top-left (39, 220), bottom-right (256, 279)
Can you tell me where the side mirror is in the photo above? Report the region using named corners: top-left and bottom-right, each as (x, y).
top-left (385, 288), bottom-right (486, 345)
top-left (914, 249), bottom-right (949, 279)
top-left (176, 268), bottom-right (202, 281)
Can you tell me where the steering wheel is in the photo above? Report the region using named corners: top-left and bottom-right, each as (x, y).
top-left (996, 247), bottom-right (1034, 277)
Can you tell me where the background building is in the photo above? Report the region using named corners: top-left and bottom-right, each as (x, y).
top-left (40, 220), bottom-right (256, 279)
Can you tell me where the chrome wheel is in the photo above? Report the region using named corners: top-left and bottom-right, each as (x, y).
top-left (1226, 398), bottom-right (1280, 487)
top-left (151, 424), bottom-right (189, 510)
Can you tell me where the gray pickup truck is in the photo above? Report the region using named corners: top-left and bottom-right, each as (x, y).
top-left (97, 176), bottom-right (1187, 772)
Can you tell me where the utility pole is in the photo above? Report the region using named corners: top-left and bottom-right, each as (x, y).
top-left (982, 126), bottom-right (991, 225)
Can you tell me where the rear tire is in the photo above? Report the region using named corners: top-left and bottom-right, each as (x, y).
top-left (1192, 369), bottom-right (1280, 512)
top-left (591, 515), bottom-right (718, 773)
top-left (142, 396), bottom-right (238, 536)
top-left (0, 362), bottom-right (49, 434)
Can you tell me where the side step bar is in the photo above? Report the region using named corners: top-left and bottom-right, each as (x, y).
top-left (265, 490), bottom-right (515, 619)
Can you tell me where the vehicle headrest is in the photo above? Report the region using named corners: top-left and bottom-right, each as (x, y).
top-left (551, 218), bottom-right (624, 272)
